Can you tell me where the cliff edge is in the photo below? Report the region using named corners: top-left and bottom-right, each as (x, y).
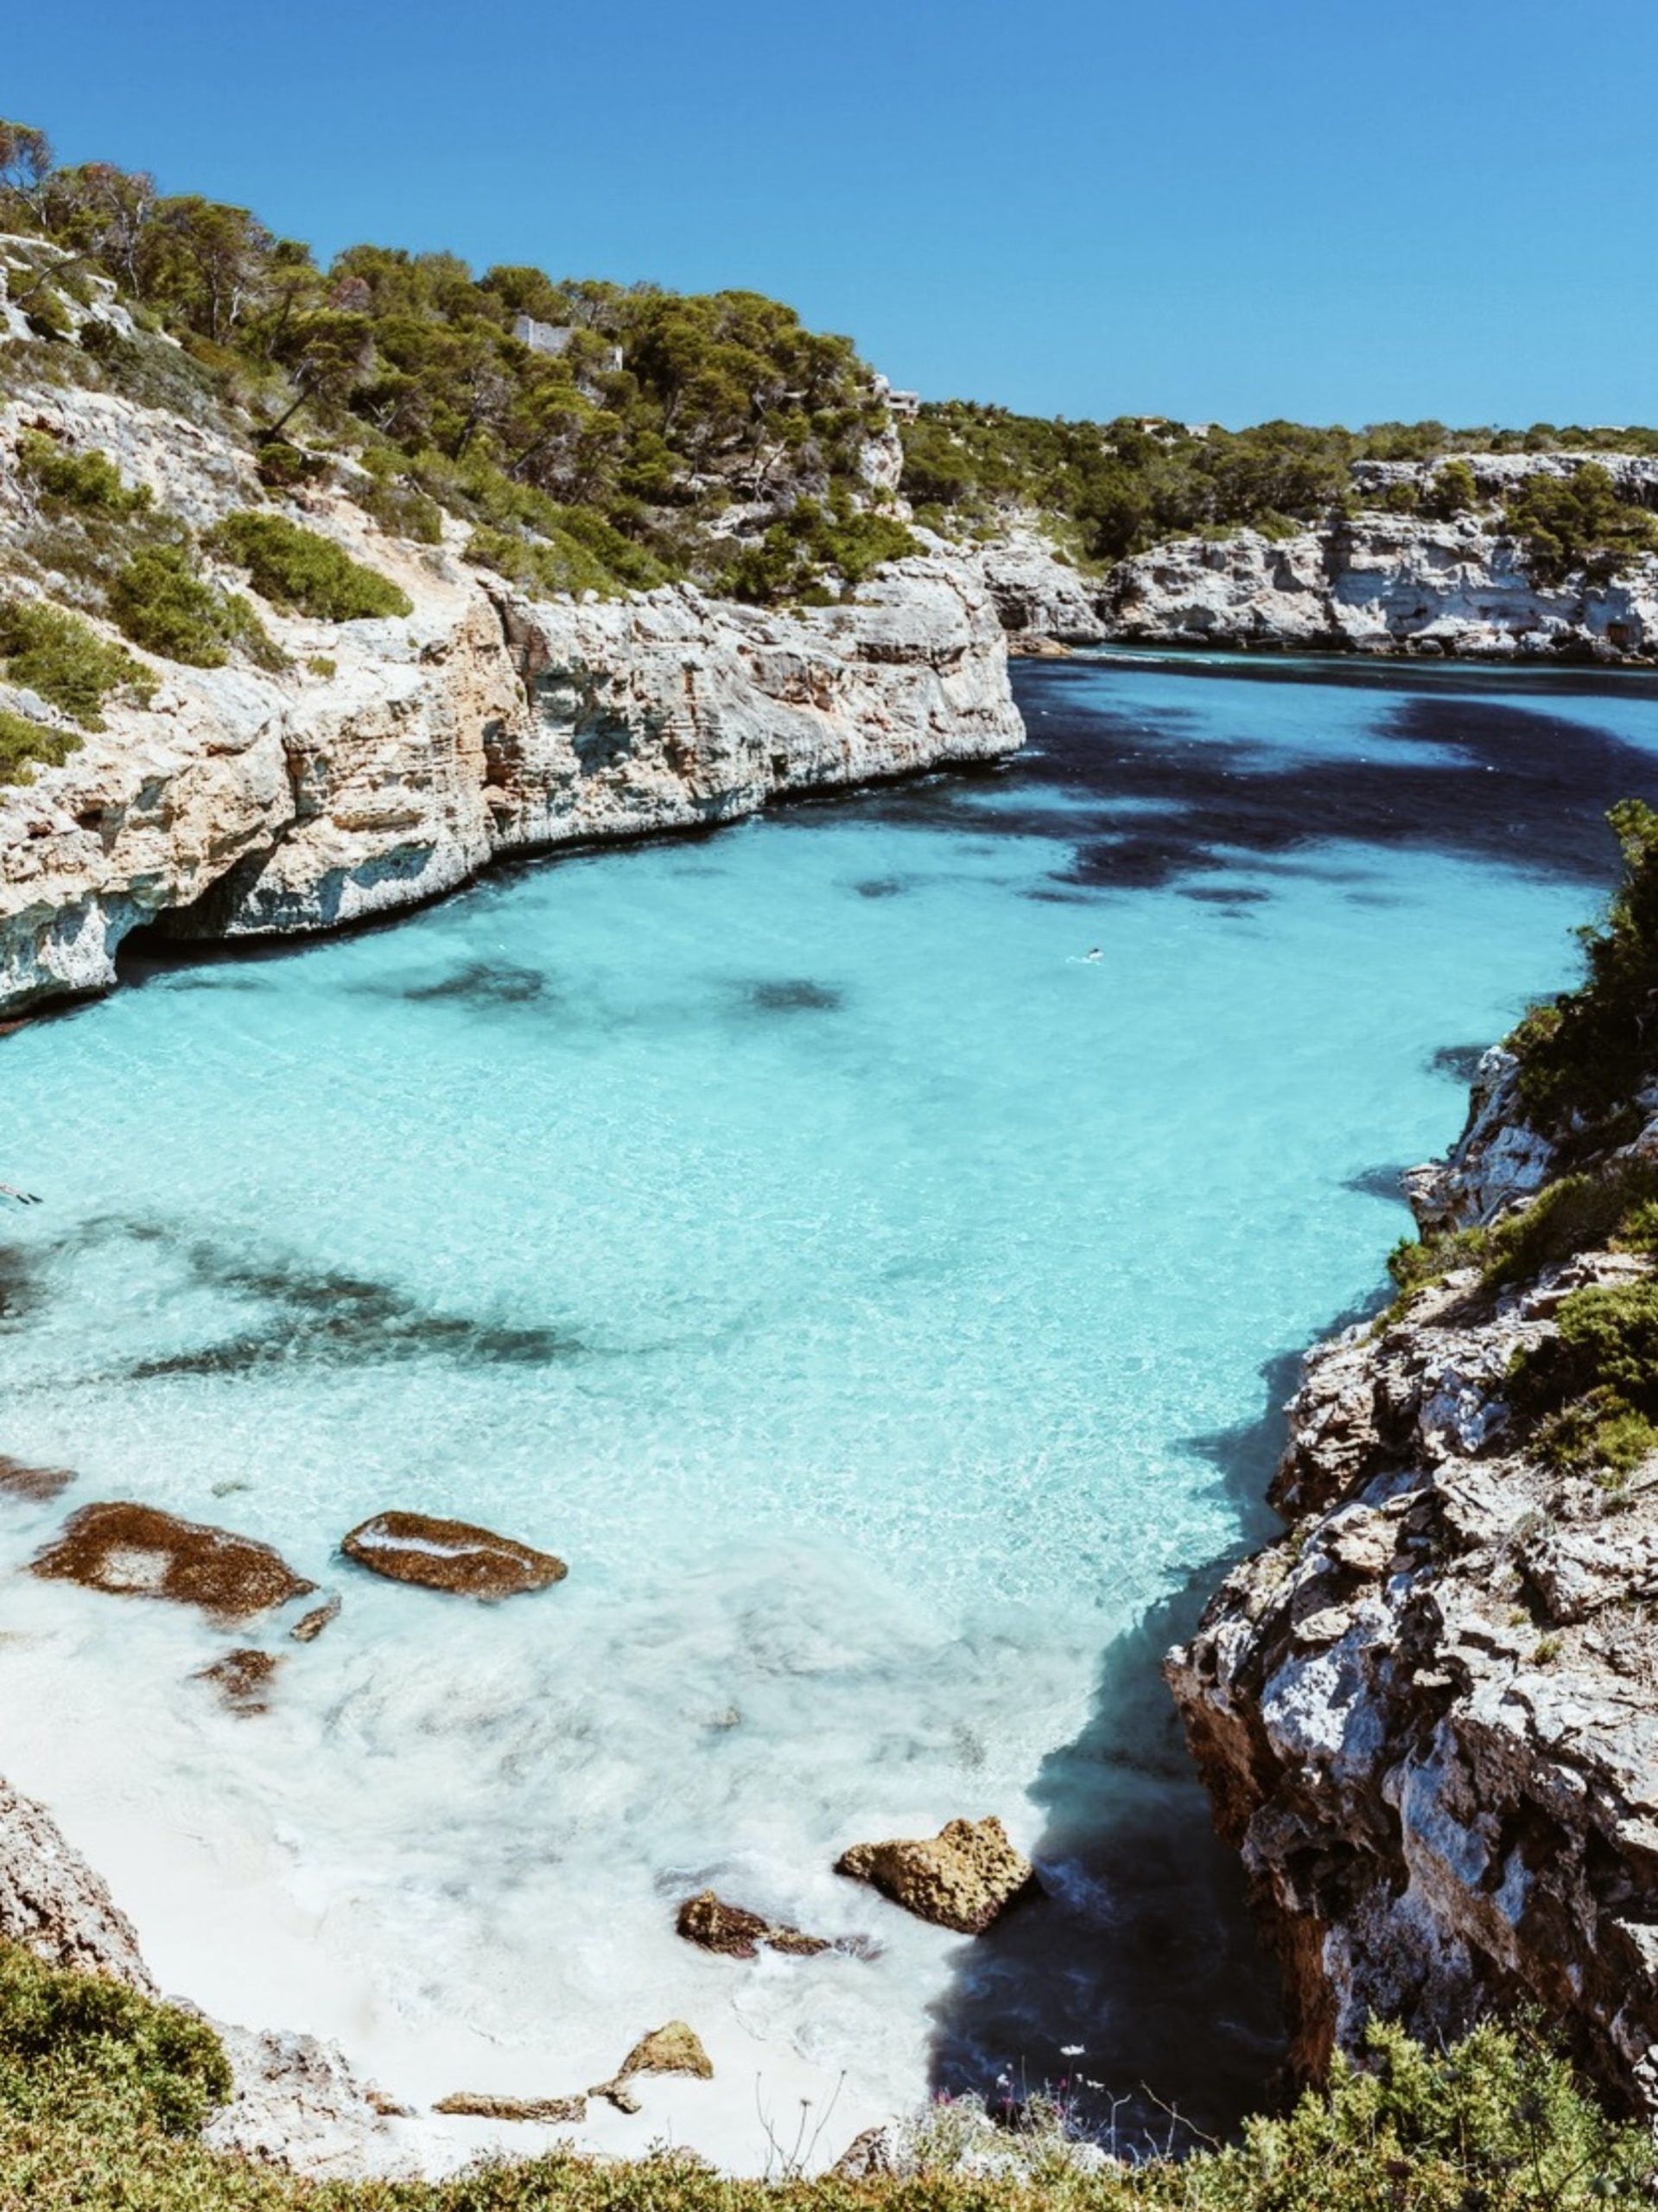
top-left (1167, 803), bottom-right (1658, 2111)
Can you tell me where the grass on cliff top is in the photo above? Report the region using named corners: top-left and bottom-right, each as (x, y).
top-left (0, 1940), bottom-right (1652, 2209)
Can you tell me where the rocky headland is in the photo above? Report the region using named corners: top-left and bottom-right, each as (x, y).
top-left (0, 350), bottom-right (1022, 1020)
top-left (1166, 805), bottom-right (1658, 2113)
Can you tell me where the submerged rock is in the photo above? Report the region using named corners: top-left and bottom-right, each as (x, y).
top-left (835, 1816), bottom-right (1037, 1935)
top-left (340, 1510), bottom-right (567, 1599)
top-left (0, 1774), bottom-right (156, 1991)
top-left (289, 1594), bottom-right (341, 1643)
top-left (0, 1454), bottom-right (74, 1503)
top-left (433, 2089), bottom-right (585, 2125)
top-left (195, 1648), bottom-right (281, 1715)
top-left (29, 1501), bottom-right (314, 1623)
top-left (675, 1888), bottom-right (829, 1959)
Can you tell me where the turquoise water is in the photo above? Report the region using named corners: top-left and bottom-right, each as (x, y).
top-left (4, 649), bottom-right (1658, 2152)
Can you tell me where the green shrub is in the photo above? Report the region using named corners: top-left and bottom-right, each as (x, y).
top-left (352, 474), bottom-right (443, 543)
top-left (1510, 1274), bottom-right (1658, 1476)
top-left (16, 429), bottom-right (150, 516)
top-left (305, 653), bottom-right (335, 677)
top-left (252, 439), bottom-right (328, 492)
top-left (1421, 457), bottom-right (1478, 519)
top-left (0, 1942), bottom-right (229, 2140)
top-left (0, 707), bottom-right (79, 784)
top-left (108, 543), bottom-right (285, 669)
top-left (0, 597), bottom-right (155, 727)
top-left (1513, 799), bottom-right (1658, 1139)
top-left (0, 1937), bottom-right (1648, 2211)
top-left (206, 510), bottom-right (411, 620)
top-left (1502, 462), bottom-right (1658, 584)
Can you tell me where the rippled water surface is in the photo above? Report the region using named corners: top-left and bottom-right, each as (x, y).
top-left (6, 649), bottom-right (1658, 2156)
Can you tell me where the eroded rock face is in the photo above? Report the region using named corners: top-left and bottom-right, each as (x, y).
top-left (835, 1815), bottom-right (1036, 1934)
top-left (201, 2022), bottom-right (410, 2178)
top-left (1167, 1084), bottom-right (1658, 2111)
top-left (675, 1889), bottom-right (829, 1959)
top-left (29, 1501), bottom-right (314, 1623)
top-left (967, 531), bottom-right (1109, 647)
top-left (1104, 518), bottom-right (1658, 660)
top-left (340, 1510), bottom-right (567, 1599)
top-left (0, 376), bottom-right (1024, 1021)
top-left (0, 1775), bottom-right (156, 1991)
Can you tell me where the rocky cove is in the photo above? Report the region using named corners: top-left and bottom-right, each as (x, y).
top-left (10, 196), bottom-right (1658, 2209)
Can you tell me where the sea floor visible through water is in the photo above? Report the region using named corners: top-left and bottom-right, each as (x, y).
top-left (5, 647), bottom-right (1658, 2174)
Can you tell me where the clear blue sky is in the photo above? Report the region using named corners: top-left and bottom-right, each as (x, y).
top-left (7, 0), bottom-right (1654, 429)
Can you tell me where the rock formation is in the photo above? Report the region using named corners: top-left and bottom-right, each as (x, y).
top-left (674, 1889), bottom-right (829, 1959)
top-left (1103, 516), bottom-right (1658, 660)
top-left (340, 1510), bottom-right (567, 1598)
top-left (0, 1452), bottom-right (74, 1503)
top-left (30, 1501), bottom-right (314, 1622)
top-left (835, 1815), bottom-right (1037, 1934)
top-left (1166, 1053), bottom-right (1658, 2110)
top-left (0, 1775), bottom-right (156, 1991)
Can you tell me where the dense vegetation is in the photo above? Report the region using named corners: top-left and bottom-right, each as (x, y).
top-left (0, 119), bottom-right (913, 607)
top-left (0, 1937), bottom-right (1649, 2208)
top-left (899, 401), bottom-right (1658, 575)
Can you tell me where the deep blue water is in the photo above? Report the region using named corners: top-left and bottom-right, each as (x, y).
top-left (3, 647), bottom-right (1658, 2160)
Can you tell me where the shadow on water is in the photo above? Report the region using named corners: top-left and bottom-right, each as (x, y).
top-left (924, 1303), bottom-right (1386, 2152)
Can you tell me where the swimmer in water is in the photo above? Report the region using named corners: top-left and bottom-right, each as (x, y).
top-left (1083, 947), bottom-right (1102, 963)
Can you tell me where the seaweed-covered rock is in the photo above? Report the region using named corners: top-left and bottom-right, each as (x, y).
top-left (340, 1511), bottom-right (566, 1599)
top-left (29, 1501), bottom-right (314, 1622)
top-left (835, 1816), bottom-right (1036, 1935)
top-left (0, 1454), bottom-right (74, 1503)
top-left (195, 1648), bottom-right (280, 1715)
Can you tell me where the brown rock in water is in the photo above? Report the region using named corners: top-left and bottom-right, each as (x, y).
top-left (340, 1511), bottom-right (566, 1599)
top-left (588, 2019), bottom-right (714, 2111)
top-left (0, 1455), bottom-right (74, 1503)
top-left (675, 1889), bottom-right (829, 1960)
top-left (196, 1648), bottom-right (280, 1715)
top-left (289, 1594), bottom-right (340, 1643)
top-left (30, 1502), bottom-right (314, 1624)
top-left (835, 1816), bottom-right (1037, 1935)
top-left (433, 2090), bottom-right (587, 2124)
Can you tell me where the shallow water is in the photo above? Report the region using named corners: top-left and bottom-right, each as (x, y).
top-left (5, 649), bottom-right (1658, 2163)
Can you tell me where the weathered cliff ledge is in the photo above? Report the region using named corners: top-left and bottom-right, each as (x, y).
top-left (1167, 992), bottom-right (1658, 2111)
top-left (0, 379), bottom-right (1022, 1020)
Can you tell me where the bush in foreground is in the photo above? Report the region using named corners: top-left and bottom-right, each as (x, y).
top-left (0, 1937), bottom-right (1650, 2208)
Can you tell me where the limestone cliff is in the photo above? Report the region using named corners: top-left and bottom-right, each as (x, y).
top-left (1103, 516), bottom-right (1658, 661)
top-left (1166, 1033), bottom-right (1658, 2110)
top-left (0, 376), bottom-right (1022, 1018)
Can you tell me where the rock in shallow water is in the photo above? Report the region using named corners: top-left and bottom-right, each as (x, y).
top-left (29, 1501), bottom-right (314, 1623)
top-left (195, 1648), bottom-right (281, 1715)
top-left (675, 1889), bottom-right (829, 1959)
top-left (0, 1454), bottom-right (74, 1504)
top-left (835, 1815), bottom-right (1037, 1935)
top-left (340, 1511), bottom-right (567, 1599)
top-left (433, 2090), bottom-right (586, 2125)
